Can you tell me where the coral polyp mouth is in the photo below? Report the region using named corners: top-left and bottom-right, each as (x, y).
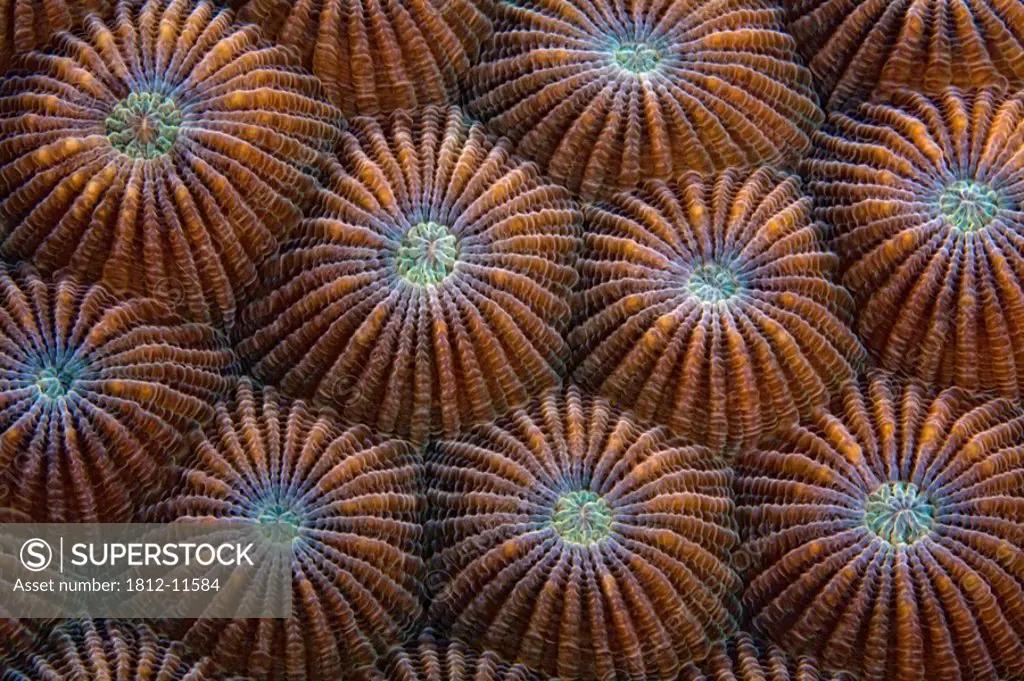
top-left (106, 91), bottom-right (183, 159)
top-left (33, 364), bottom-right (74, 395)
top-left (255, 501), bottom-right (303, 542)
top-left (550, 489), bottom-right (614, 545)
top-left (396, 221), bottom-right (459, 285)
top-left (865, 481), bottom-right (935, 546)
top-left (613, 42), bottom-right (662, 74)
top-left (938, 180), bottom-right (1001, 233)
top-left (34, 361), bottom-right (81, 399)
top-left (687, 263), bottom-right (741, 303)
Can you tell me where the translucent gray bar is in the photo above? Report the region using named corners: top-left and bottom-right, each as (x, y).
top-left (0, 522), bottom-right (293, 618)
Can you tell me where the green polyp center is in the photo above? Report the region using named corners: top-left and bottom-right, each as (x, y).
top-left (613, 42), bottom-right (661, 73)
top-left (687, 263), bottom-right (741, 302)
top-left (106, 92), bottom-right (183, 159)
top-left (256, 501), bottom-right (302, 542)
top-left (938, 180), bottom-right (1001, 233)
top-left (35, 362), bottom-right (79, 399)
top-left (396, 221), bottom-right (459, 285)
top-left (865, 482), bottom-right (935, 546)
top-left (550, 490), bottom-right (614, 545)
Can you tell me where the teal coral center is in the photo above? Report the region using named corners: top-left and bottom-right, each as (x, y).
top-left (687, 263), bottom-right (741, 303)
top-left (864, 481), bottom-right (935, 546)
top-left (550, 490), bottom-right (614, 545)
top-left (613, 42), bottom-right (662, 74)
top-left (938, 180), bottom-right (1001, 233)
top-left (255, 500), bottom-right (303, 542)
top-left (34, 360), bottom-right (81, 399)
top-left (106, 92), bottom-right (183, 159)
top-left (396, 221), bottom-right (459, 285)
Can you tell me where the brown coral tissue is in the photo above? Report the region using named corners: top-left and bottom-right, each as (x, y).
top-left (676, 631), bottom-right (857, 681)
top-left (0, 612), bottom-right (40, 662)
top-left (465, 0), bottom-right (823, 199)
top-left (804, 88), bottom-right (1024, 398)
top-left (737, 371), bottom-right (1024, 681)
top-left (0, 265), bottom-right (232, 522)
top-left (237, 0), bottom-right (491, 116)
top-left (0, 619), bottom-right (222, 681)
top-left (145, 378), bottom-right (424, 681)
top-left (787, 0), bottom-right (1024, 110)
top-left (0, 0), bottom-right (345, 328)
top-left (426, 384), bottom-right (741, 681)
top-left (571, 167), bottom-right (865, 452)
top-left (367, 629), bottom-right (541, 681)
top-left (237, 105), bottom-right (580, 444)
top-left (0, 0), bottom-right (104, 70)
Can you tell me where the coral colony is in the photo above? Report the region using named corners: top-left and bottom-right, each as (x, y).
top-left (0, 0), bottom-right (1023, 680)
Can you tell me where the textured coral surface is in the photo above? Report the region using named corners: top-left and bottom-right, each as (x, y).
top-left (0, 0), bottom-right (344, 328)
top-left (804, 88), bottom-right (1024, 397)
top-left (572, 167), bottom-right (865, 451)
top-left (368, 630), bottom-right (541, 681)
top-left (676, 631), bottom-right (857, 681)
top-left (426, 384), bottom-right (741, 681)
top-left (0, 619), bottom-right (222, 681)
top-left (145, 378), bottom-right (424, 681)
top-left (3, 0), bottom-right (1024, 678)
top-left (0, 594), bottom-right (43, 662)
top-left (0, 620), bottom-right (35, 654)
top-left (238, 0), bottom-right (491, 116)
top-left (0, 0), bottom-right (104, 70)
top-left (238, 105), bottom-right (580, 443)
top-left (738, 372), bottom-right (1024, 681)
top-left (788, 0), bottom-right (1024, 110)
top-left (0, 265), bottom-right (232, 522)
top-left (467, 0), bottom-right (823, 198)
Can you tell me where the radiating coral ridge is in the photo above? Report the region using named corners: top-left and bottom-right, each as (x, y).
top-left (676, 631), bottom-right (857, 681)
top-left (0, 0), bottom-right (106, 69)
top-left (0, 620), bottom-right (221, 681)
top-left (396, 221), bottom-right (459, 285)
top-left (146, 378), bottom-right (424, 681)
top-left (238, 106), bottom-right (580, 443)
top-left (572, 168), bottom-right (865, 451)
top-left (0, 0), bottom-right (345, 328)
top-left (804, 88), bottom-right (1024, 397)
top-left (467, 0), bottom-right (823, 198)
top-left (787, 0), bottom-right (1024, 110)
top-left (426, 385), bottom-right (741, 681)
top-left (738, 373), bottom-right (1024, 681)
top-left (864, 481), bottom-right (935, 546)
top-left (105, 92), bottom-right (184, 159)
top-left (0, 615), bottom-right (41, 661)
top-left (238, 0), bottom-right (491, 117)
top-left (368, 630), bottom-right (542, 681)
top-left (0, 265), bottom-right (232, 522)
